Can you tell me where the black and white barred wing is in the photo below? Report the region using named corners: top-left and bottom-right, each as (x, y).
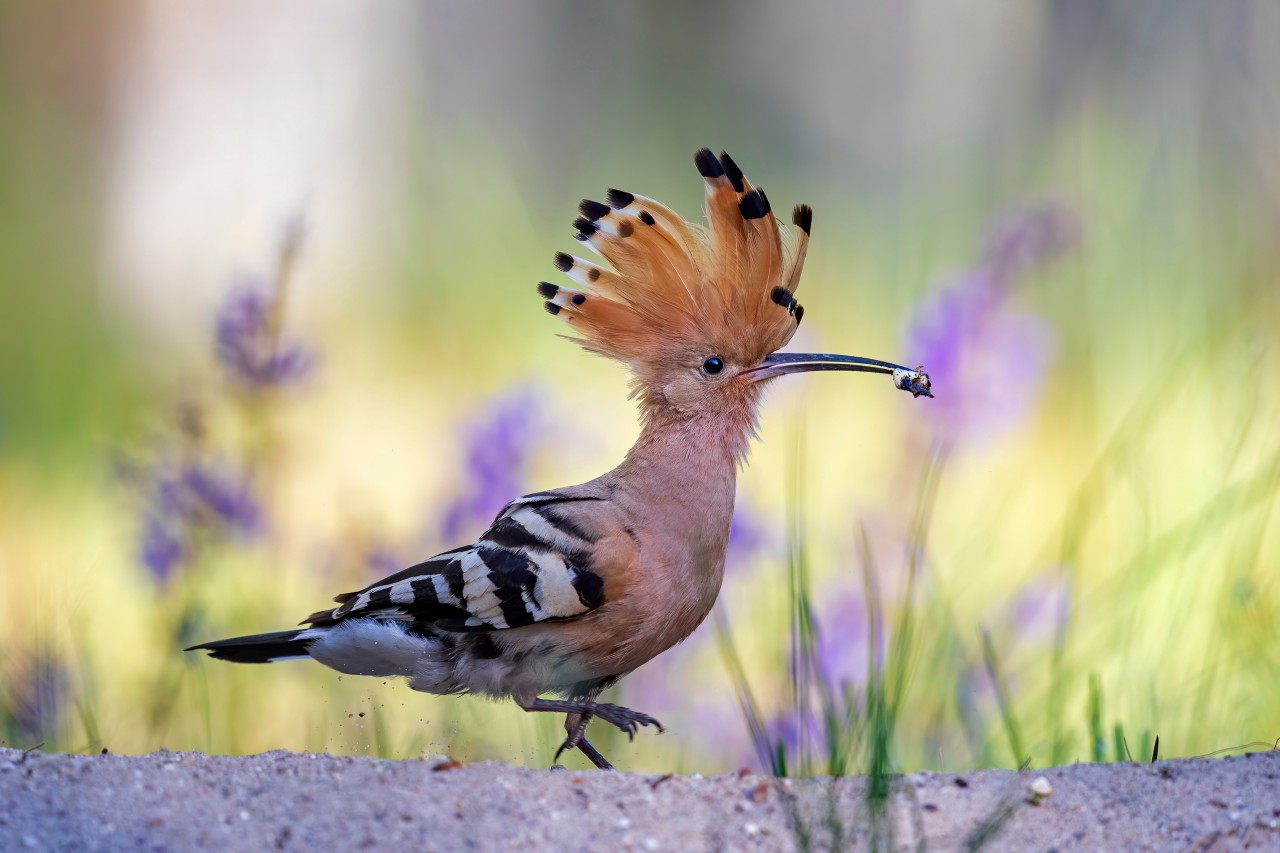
top-left (306, 491), bottom-right (626, 632)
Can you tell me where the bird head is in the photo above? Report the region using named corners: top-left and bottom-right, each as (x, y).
top-left (539, 149), bottom-right (931, 428)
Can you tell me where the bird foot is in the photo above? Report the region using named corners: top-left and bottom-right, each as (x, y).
top-left (553, 714), bottom-right (615, 770)
top-left (574, 737), bottom-right (614, 770)
top-left (520, 696), bottom-right (664, 740)
top-left (554, 711), bottom-right (593, 764)
top-left (519, 696), bottom-right (664, 769)
top-left (588, 702), bottom-right (664, 740)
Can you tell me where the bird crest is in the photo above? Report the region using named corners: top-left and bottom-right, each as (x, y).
top-left (538, 149), bottom-right (810, 379)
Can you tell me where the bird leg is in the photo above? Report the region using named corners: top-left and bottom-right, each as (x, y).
top-left (553, 711), bottom-right (616, 770)
top-left (518, 696), bottom-right (663, 769)
top-left (574, 736), bottom-right (613, 770)
top-left (554, 711), bottom-right (592, 763)
top-left (518, 696), bottom-right (664, 739)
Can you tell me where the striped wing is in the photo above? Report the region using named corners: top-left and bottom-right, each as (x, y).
top-left (306, 491), bottom-right (613, 632)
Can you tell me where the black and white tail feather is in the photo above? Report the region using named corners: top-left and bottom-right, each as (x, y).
top-left (188, 489), bottom-right (612, 696)
top-left (192, 629), bottom-right (318, 664)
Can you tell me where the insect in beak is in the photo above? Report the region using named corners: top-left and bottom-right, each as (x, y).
top-left (746, 352), bottom-right (933, 398)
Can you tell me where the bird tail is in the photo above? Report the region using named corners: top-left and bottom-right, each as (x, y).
top-left (185, 628), bottom-right (324, 664)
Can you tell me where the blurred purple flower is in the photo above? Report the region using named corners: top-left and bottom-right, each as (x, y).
top-left (216, 286), bottom-right (313, 390)
top-left (134, 456), bottom-right (263, 587)
top-left (140, 509), bottom-right (185, 586)
top-left (762, 708), bottom-right (824, 764)
top-left (620, 644), bottom-right (686, 718)
top-left (725, 497), bottom-right (773, 573)
top-left (812, 589), bottom-right (884, 692)
top-left (4, 651), bottom-right (68, 745)
top-left (1004, 567), bottom-right (1072, 647)
top-left (955, 662), bottom-right (999, 749)
top-left (620, 626), bottom-right (766, 770)
top-left (180, 463), bottom-right (263, 534)
top-left (440, 386), bottom-right (543, 541)
top-left (365, 544), bottom-right (407, 579)
top-left (752, 588), bottom-right (888, 771)
top-left (982, 206), bottom-right (1080, 287)
top-left (904, 204), bottom-right (1079, 446)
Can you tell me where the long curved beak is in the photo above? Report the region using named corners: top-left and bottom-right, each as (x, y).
top-left (745, 352), bottom-right (933, 398)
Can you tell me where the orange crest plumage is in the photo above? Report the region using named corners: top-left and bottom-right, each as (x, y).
top-left (538, 149), bottom-right (811, 374)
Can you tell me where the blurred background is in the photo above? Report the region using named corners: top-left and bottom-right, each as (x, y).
top-left (1, 0), bottom-right (1278, 774)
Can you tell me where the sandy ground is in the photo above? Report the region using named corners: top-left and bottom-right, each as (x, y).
top-left (1, 748), bottom-right (1278, 852)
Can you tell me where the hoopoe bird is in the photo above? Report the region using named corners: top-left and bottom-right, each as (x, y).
top-left (188, 149), bottom-right (931, 769)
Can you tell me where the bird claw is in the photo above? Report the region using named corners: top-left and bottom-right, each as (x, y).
top-left (520, 696), bottom-right (662, 768)
top-left (589, 703), bottom-right (664, 739)
top-left (554, 713), bottom-right (619, 770)
top-left (554, 711), bottom-right (592, 763)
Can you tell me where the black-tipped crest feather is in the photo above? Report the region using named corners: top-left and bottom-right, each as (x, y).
top-left (739, 189), bottom-right (769, 220)
top-left (792, 204), bottom-right (813, 235)
top-left (579, 199), bottom-right (611, 221)
top-left (694, 148), bottom-right (724, 178)
top-left (606, 189), bottom-right (635, 209)
top-left (719, 151), bottom-right (745, 192)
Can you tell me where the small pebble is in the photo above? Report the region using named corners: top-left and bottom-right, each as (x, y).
top-left (1028, 777), bottom-right (1053, 804)
top-left (424, 755), bottom-right (462, 771)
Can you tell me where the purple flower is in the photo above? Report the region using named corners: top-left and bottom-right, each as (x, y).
top-left (1003, 567), bottom-right (1072, 647)
top-left (762, 708), bottom-right (824, 764)
top-left (725, 497), bottom-right (772, 573)
top-left (180, 462), bottom-right (263, 535)
top-left (140, 510), bottom-right (185, 586)
top-left (216, 286), bottom-right (313, 390)
top-left (750, 587), bottom-right (889, 772)
top-left (982, 205), bottom-right (1080, 288)
top-left (812, 589), bottom-right (884, 692)
top-left (365, 544), bottom-right (407, 579)
top-left (134, 456), bottom-right (263, 587)
top-left (955, 662), bottom-right (998, 748)
top-left (439, 386), bottom-right (543, 540)
top-left (3, 651), bottom-right (68, 745)
top-left (903, 204), bottom-right (1079, 446)
top-left (620, 645), bottom-right (686, 718)
top-left (620, 624), bottom-right (764, 769)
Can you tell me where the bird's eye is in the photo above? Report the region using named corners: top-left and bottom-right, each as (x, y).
top-left (702, 357), bottom-right (725, 375)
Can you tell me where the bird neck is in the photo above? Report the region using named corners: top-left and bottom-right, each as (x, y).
top-left (600, 400), bottom-right (757, 636)
top-left (612, 400), bottom-right (757, 540)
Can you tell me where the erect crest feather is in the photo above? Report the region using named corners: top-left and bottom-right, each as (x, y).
top-left (537, 149), bottom-right (812, 371)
